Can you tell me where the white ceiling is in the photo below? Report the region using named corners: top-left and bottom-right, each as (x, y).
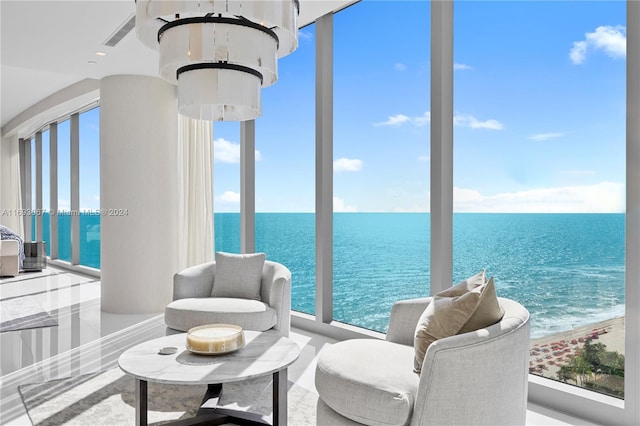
top-left (0, 0), bottom-right (357, 135)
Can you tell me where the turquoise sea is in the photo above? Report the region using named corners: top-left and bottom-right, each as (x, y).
top-left (38, 213), bottom-right (101, 269)
top-left (41, 213), bottom-right (625, 338)
top-left (221, 213), bottom-right (625, 338)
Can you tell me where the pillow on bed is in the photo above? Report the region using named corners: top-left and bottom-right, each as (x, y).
top-left (210, 252), bottom-right (266, 301)
top-left (413, 272), bottom-right (503, 374)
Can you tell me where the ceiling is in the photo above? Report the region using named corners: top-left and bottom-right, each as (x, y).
top-left (0, 0), bottom-right (357, 136)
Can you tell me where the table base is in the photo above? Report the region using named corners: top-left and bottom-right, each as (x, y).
top-left (135, 370), bottom-right (288, 426)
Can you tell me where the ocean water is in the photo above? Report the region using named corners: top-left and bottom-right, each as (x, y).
top-left (37, 213), bottom-right (101, 269)
top-left (217, 213), bottom-right (625, 337)
top-left (42, 212), bottom-right (625, 338)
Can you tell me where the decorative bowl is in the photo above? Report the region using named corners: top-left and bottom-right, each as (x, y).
top-left (186, 324), bottom-right (245, 355)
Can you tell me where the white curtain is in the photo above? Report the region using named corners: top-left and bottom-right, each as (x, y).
top-left (0, 134), bottom-right (24, 237)
top-left (177, 115), bottom-right (214, 269)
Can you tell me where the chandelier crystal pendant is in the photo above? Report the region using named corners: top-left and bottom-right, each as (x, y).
top-left (135, 0), bottom-right (299, 121)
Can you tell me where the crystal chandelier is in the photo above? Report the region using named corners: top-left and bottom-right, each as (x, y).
top-left (135, 1), bottom-right (299, 121)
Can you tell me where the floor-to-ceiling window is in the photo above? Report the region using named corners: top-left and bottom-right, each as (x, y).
top-left (41, 129), bottom-right (50, 256)
top-left (30, 138), bottom-right (36, 239)
top-left (79, 107), bottom-right (100, 268)
top-left (57, 119), bottom-right (71, 262)
top-left (332, 0), bottom-right (431, 331)
top-left (255, 23), bottom-right (317, 316)
top-left (453, 0), bottom-right (626, 399)
top-left (21, 108), bottom-right (100, 267)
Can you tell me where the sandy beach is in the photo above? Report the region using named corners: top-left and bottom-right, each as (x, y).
top-left (529, 316), bottom-right (625, 381)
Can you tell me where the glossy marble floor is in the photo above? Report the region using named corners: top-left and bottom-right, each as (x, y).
top-left (0, 266), bottom-right (598, 425)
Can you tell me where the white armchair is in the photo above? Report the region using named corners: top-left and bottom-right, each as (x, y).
top-left (315, 297), bottom-right (530, 426)
top-left (0, 239), bottom-right (20, 277)
top-left (164, 259), bottom-right (292, 336)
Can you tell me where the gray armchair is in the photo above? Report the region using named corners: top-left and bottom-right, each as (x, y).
top-left (164, 260), bottom-right (292, 336)
top-left (315, 297), bottom-right (530, 426)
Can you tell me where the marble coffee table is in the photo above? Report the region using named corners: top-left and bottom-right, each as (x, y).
top-left (118, 330), bottom-right (300, 426)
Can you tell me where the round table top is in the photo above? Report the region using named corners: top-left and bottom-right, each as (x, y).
top-left (118, 330), bottom-right (300, 385)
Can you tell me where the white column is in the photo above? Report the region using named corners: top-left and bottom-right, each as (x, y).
top-left (100, 75), bottom-right (179, 314)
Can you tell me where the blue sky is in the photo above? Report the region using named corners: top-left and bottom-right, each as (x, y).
top-left (213, 0), bottom-right (626, 213)
top-left (42, 1), bottom-right (627, 214)
top-left (452, 1), bottom-right (626, 213)
top-left (40, 108), bottom-right (100, 212)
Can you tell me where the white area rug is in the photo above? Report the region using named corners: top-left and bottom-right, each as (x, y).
top-left (19, 367), bottom-right (317, 425)
top-left (0, 295), bottom-right (58, 333)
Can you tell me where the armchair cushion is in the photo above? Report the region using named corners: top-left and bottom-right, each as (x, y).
top-left (386, 297), bottom-right (432, 346)
top-left (315, 339), bottom-right (418, 426)
top-left (168, 259), bottom-right (291, 336)
top-left (210, 252), bottom-right (266, 300)
top-left (414, 273), bottom-right (503, 373)
top-left (164, 297), bottom-right (277, 332)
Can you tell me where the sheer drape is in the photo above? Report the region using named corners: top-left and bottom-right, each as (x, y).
top-left (0, 135), bottom-right (24, 237)
top-left (177, 116), bottom-right (214, 268)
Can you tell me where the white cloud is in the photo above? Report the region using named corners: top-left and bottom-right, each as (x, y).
top-left (570, 25), bottom-right (626, 65)
top-left (214, 138), bottom-right (240, 163)
top-left (414, 111), bottom-right (431, 127)
top-left (374, 111), bottom-right (501, 130)
top-left (395, 63), bottom-right (407, 71)
top-left (570, 40), bottom-right (589, 64)
top-left (453, 182), bottom-right (624, 213)
top-left (454, 63), bottom-right (472, 70)
top-left (528, 132), bottom-right (565, 141)
top-left (454, 114), bottom-right (504, 130)
top-left (214, 138), bottom-right (262, 163)
top-left (373, 114), bottom-right (411, 127)
top-left (373, 112), bottom-right (430, 128)
top-left (333, 196), bottom-right (357, 212)
top-left (334, 158), bottom-right (363, 172)
top-left (418, 155), bottom-right (430, 162)
top-left (217, 191), bottom-right (240, 204)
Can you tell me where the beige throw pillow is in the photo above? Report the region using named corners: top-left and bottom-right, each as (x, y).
top-left (437, 269), bottom-right (487, 297)
top-left (459, 277), bottom-right (504, 334)
top-left (413, 273), bottom-right (504, 374)
top-left (210, 252), bottom-right (266, 301)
